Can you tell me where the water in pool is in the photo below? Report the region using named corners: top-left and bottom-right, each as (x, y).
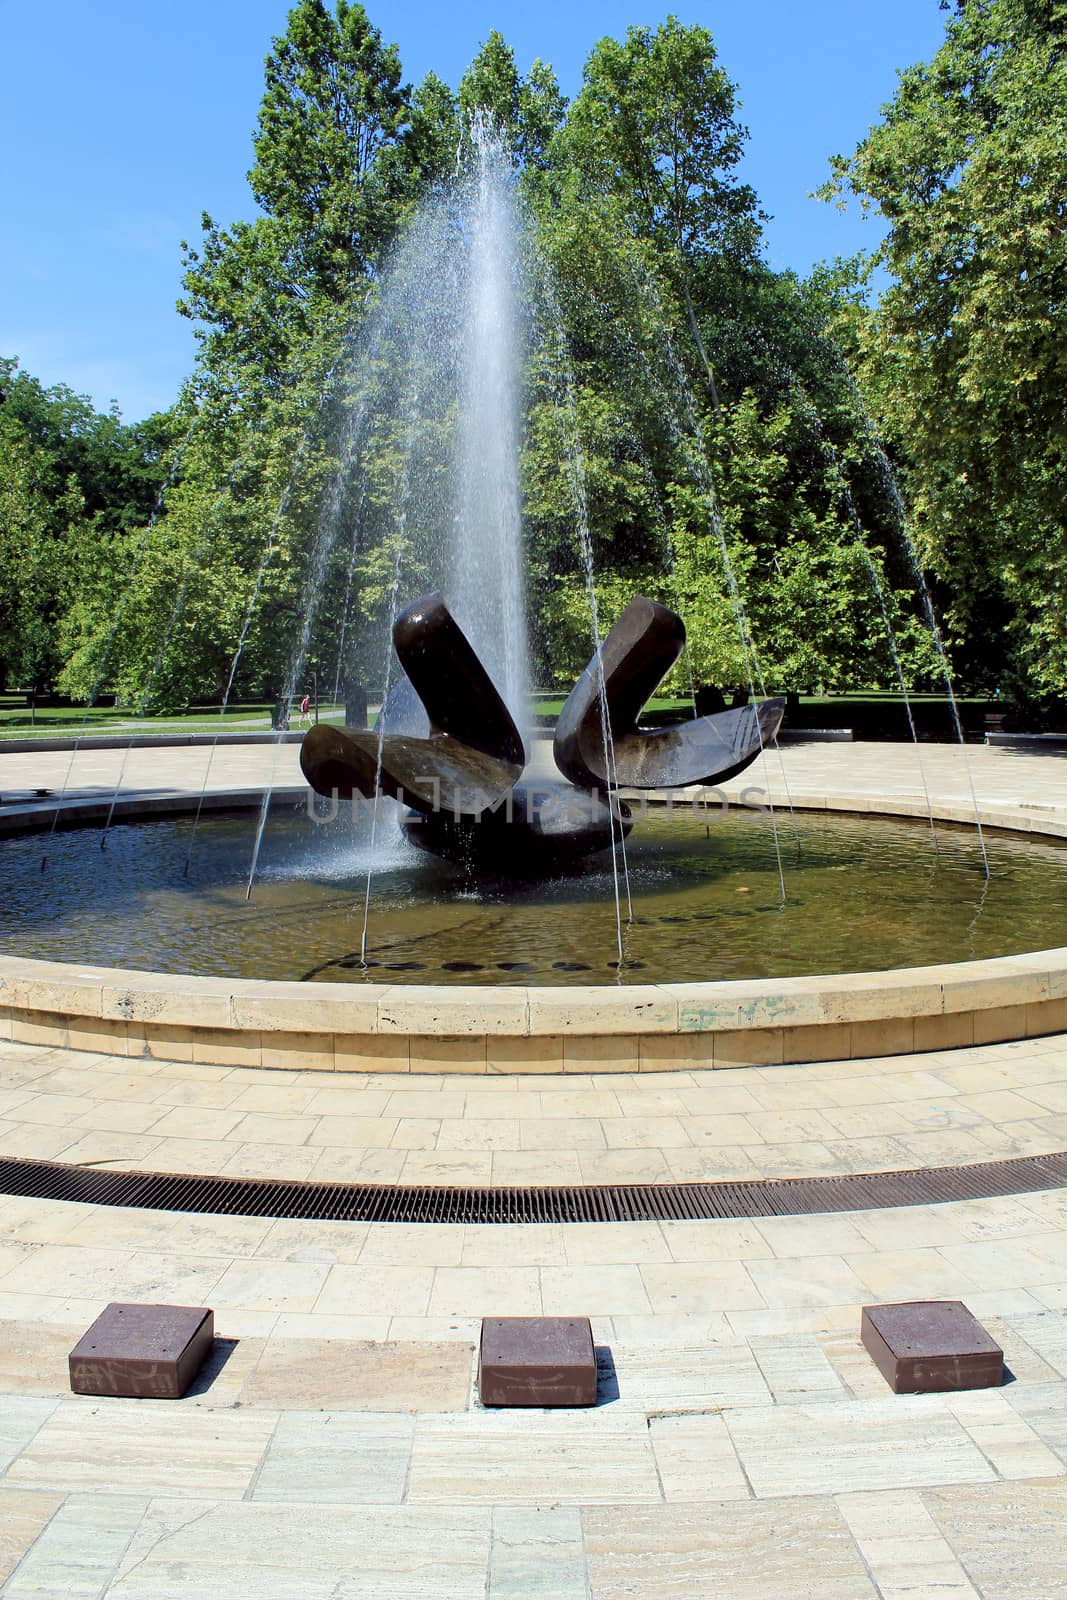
top-left (2, 802), bottom-right (1064, 985)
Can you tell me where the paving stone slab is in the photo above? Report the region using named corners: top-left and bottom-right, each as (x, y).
top-left (583, 1499), bottom-right (879, 1599)
top-left (924, 1480), bottom-right (1067, 1599)
top-left (239, 1337), bottom-right (474, 1412)
top-left (0, 1488), bottom-right (64, 1587)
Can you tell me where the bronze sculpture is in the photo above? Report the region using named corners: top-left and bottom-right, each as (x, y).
top-left (300, 592), bottom-right (784, 872)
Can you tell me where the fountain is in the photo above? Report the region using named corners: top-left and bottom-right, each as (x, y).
top-left (0, 118), bottom-right (1064, 1074)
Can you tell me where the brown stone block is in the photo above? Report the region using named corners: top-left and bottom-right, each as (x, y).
top-left (66, 1016), bottom-right (129, 1056)
top-left (861, 1300), bottom-right (1003, 1394)
top-left (69, 1302), bottom-right (214, 1399)
top-left (972, 1004), bottom-right (1029, 1045)
top-left (479, 1316), bottom-right (597, 1407)
top-left (914, 1012), bottom-right (974, 1052)
top-left (10, 1010), bottom-right (69, 1049)
top-left (1026, 997), bottom-right (1067, 1038)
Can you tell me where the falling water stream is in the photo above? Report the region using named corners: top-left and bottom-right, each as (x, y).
top-left (181, 380), bottom-right (343, 879)
top-left (545, 304), bottom-right (634, 960)
top-left (826, 352), bottom-right (991, 877)
top-left (453, 112), bottom-right (531, 735)
top-left (772, 369), bottom-right (940, 849)
top-left (101, 400), bottom-right (321, 851)
top-left (331, 481), bottom-right (369, 706)
top-left (589, 267), bottom-right (794, 904)
top-left (244, 366), bottom-right (382, 900)
top-left (869, 440), bottom-right (991, 877)
top-left (359, 537), bottom-right (406, 963)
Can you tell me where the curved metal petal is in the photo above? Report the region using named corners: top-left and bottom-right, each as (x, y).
top-left (300, 593), bottom-right (525, 818)
top-left (392, 593), bottom-right (526, 767)
top-left (300, 725), bottom-right (522, 817)
top-left (554, 594), bottom-right (785, 790)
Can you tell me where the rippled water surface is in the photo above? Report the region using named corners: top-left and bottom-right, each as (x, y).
top-left (1, 804), bottom-right (1064, 984)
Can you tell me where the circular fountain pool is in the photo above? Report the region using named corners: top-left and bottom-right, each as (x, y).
top-left (2, 804), bottom-right (1064, 986)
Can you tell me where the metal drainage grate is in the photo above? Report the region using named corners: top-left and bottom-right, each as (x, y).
top-left (0, 1151), bottom-right (1064, 1224)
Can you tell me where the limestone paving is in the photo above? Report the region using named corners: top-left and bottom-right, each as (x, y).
top-left (0, 741), bottom-right (1065, 1593)
top-left (0, 1031), bottom-right (1063, 1591)
top-left (1, 1030), bottom-right (1066, 1187)
top-left (2, 736), bottom-right (1066, 821)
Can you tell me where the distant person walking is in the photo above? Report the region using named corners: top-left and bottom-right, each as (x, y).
top-left (299, 693), bottom-right (311, 726)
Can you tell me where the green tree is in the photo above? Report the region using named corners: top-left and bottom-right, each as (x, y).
top-left (459, 31), bottom-right (520, 135)
top-left (459, 33), bottom-right (566, 166)
top-left (524, 19), bottom-right (924, 698)
top-left (0, 358), bottom-right (174, 693)
top-left (41, 8), bottom-right (946, 714)
top-left (128, 1), bottom-right (422, 710)
top-left (518, 61), bottom-right (568, 170)
top-left (180, 0), bottom-right (411, 383)
top-left (402, 72), bottom-right (460, 189)
top-left (0, 419), bottom-right (79, 690)
top-left (821, 0), bottom-right (1067, 700)
top-left (561, 15), bottom-right (761, 406)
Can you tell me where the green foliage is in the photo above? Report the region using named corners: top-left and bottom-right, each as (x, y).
top-left (76, 330), bottom-right (343, 711)
top-left (562, 17), bottom-right (761, 262)
top-left (459, 32), bottom-right (520, 135)
top-left (0, 421), bottom-right (80, 690)
top-left (821, 0), bottom-right (1067, 698)
top-left (0, 358), bottom-right (174, 691)
top-left (524, 27), bottom-right (929, 698)
top-left (403, 73), bottom-right (460, 188)
top-left (251, 0), bottom-right (407, 263)
top-left (180, 0), bottom-right (411, 384)
top-left (459, 33), bottom-right (566, 166)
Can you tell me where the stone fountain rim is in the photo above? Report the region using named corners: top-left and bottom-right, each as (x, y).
top-left (1, 784), bottom-right (1065, 1069)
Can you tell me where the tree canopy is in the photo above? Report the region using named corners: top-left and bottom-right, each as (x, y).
top-left (822, 0), bottom-right (1067, 701)
top-left (2, 1), bottom-right (1062, 717)
top-left (0, 359), bottom-right (175, 692)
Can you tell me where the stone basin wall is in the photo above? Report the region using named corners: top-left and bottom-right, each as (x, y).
top-left (1, 948), bottom-right (1065, 1072)
top-left (1, 779), bottom-right (1065, 1072)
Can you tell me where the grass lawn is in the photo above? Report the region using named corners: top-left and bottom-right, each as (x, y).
top-left (0, 698), bottom-right (348, 740)
top-left (1, 690), bottom-right (995, 741)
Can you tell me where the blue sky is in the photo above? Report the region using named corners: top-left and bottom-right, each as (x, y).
top-left (0, 0), bottom-right (947, 422)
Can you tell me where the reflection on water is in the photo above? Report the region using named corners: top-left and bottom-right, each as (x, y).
top-left (1, 804), bottom-right (1064, 985)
